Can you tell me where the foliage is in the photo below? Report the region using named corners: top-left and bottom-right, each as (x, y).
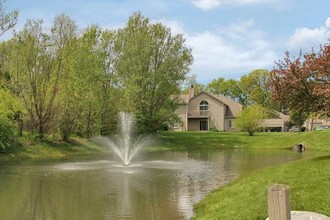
top-left (270, 42), bottom-right (330, 117)
top-left (0, 0), bottom-right (18, 36)
top-left (206, 77), bottom-right (243, 102)
top-left (182, 74), bottom-right (206, 94)
top-left (206, 69), bottom-right (281, 111)
top-left (112, 12), bottom-right (193, 133)
top-left (235, 105), bottom-right (268, 136)
top-left (9, 15), bottom-right (77, 139)
top-left (0, 115), bottom-right (16, 151)
top-left (0, 11), bottom-right (193, 142)
top-left (289, 109), bottom-right (309, 131)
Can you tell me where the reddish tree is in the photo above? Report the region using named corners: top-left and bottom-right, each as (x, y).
top-left (270, 42), bottom-right (330, 117)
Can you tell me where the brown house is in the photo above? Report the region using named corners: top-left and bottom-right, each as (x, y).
top-left (171, 86), bottom-right (289, 132)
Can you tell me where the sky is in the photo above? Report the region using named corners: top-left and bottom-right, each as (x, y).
top-left (3, 0), bottom-right (330, 83)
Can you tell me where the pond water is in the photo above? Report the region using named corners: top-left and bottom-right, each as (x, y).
top-left (0, 148), bottom-right (321, 220)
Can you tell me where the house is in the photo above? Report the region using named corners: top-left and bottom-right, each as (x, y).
top-left (305, 117), bottom-right (330, 131)
top-left (171, 85), bottom-right (289, 132)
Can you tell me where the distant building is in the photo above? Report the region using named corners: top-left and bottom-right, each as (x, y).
top-left (305, 117), bottom-right (330, 131)
top-left (171, 85), bottom-right (289, 132)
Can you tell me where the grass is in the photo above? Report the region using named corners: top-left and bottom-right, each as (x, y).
top-left (156, 130), bottom-right (330, 219)
top-left (192, 155), bottom-right (330, 220)
top-left (0, 137), bottom-right (108, 162)
top-left (156, 130), bottom-right (330, 151)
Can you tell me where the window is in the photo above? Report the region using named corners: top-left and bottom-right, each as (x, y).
top-left (200, 120), bottom-right (208, 131)
top-left (200, 101), bottom-right (208, 116)
top-left (228, 120), bottom-right (234, 128)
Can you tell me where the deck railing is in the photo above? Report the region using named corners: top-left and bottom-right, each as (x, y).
top-left (188, 110), bottom-right (210, 117)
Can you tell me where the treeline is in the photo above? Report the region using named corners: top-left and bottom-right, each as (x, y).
top-left (188, 69), bottom-right (280, 110)
top-left (0, 10), bottom-right (193, 144)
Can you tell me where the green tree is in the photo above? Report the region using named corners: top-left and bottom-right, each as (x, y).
top-left (113, 12), bottom-right (193, 133)
top-left (206, 77), bottom-right (242, 102)
top-left (0, 115), bottom-right (16, 151)
top-left (239, 69), bottom-right (279, 108)
top-left (10, 15), bottom-right (77, 139)
top-left (0, 0), bottom-right (18, 36)
top-left (235, 105), bottom-right (268, 136)
top-left (289, 110), bottom-right (309, 132)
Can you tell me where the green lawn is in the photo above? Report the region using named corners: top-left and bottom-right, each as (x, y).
top-left (157, 130), bottom-right (330, 219)
top-left (156, 130), bottom-right (330, 151)
top-left (192, 155), bottom-right (330, 220)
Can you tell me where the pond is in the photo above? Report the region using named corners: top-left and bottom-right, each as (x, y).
top-left (0, 148), bottom-right (321, 220)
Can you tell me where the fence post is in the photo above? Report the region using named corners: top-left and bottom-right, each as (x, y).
top-left (267, 184), bottom-right (291, 220)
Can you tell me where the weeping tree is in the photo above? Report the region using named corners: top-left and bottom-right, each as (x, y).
top-left (112, 12), bottom-right (193, 133)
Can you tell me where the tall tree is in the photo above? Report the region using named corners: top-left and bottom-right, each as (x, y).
top-left (206, 77), bottom-right (242, 102)
top-left (113, 12), bottom-right (193, 133)
top-left (10, 15), bottom-right (77, 139)
top-left (270, 42), bottom-right (330, 118)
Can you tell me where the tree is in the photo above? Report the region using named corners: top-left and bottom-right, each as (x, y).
top-left (182, 73), bottom-right (206, 94)
top-left (289, 110), bottom-right (309, 132)
top-left (0, 0), bottom-right (18, 36)
top-left (112, 12), bottom-right (193, 133)
top-left (235, 105), bottom-right (268, 136)
top-left (270, 42), bottom-right (330, 117)
top-left (206, 77), bottom-right (243, 103)
top-left (0, 115), bottom-right (16, 151)
top-left (10, 15), bottom-right (77, 139)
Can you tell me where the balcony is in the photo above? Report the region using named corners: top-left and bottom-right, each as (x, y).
top-left (188, 110), bottom-right (210, 118)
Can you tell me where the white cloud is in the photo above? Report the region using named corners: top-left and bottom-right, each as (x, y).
top-left (186, 20), bottom-right (277, 82)
top-left (192, 0), bottom-right (220, 10)
top-left (192, 0), bottom-right (278, 10)
top-left (288, 17), bottom-right (330, 51)
top-left (154, 19), bottom-right (185, 35)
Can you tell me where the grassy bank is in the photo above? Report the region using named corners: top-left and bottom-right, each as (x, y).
top-left (157, 130), bottom-right (330, 151)
top-left (1, 130), bottom-right (329, 162)
top-left (192, 155), bottom-right (330, 220)
top-left (159, 130), bottom-right (330, 219)
top-left (0, 137), bottom-right (108, 162)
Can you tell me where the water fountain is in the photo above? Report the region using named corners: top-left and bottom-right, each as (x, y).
top-left (96, 112), bottom-right (150, 166)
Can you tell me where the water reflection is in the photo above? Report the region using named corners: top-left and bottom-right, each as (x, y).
top-left (0, 149), bottom-right (320, 220)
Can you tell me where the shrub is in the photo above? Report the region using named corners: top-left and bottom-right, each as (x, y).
top-left (235, 105), bottom-right (268, 136)
top-left (0, 116), bottom-right (16, 151)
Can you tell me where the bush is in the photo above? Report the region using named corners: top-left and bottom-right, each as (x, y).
top-left (235, 105), bottom-right (268, 136)
top-left (0, 116), bottom-right (16, 151)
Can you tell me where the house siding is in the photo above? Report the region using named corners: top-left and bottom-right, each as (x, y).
top-left (172, 91), bottom-right (288, 132)
top-left (187, 94), bottom-right (225, 131)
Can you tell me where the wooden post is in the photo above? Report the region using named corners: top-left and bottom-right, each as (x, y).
top-left (267, 184), bottom-right (291, 220)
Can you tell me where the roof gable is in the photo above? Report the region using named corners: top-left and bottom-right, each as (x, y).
top-left (189, 91), bottom-right (225, 105)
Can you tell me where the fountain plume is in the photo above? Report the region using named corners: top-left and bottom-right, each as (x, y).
top-left (95, 112), bottom-right (150, 165)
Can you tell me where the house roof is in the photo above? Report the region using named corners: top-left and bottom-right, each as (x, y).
top-left (278, 112), bottom-right (290, 121)
top-left (190, 91), bottom-right (226, 105)
top-left (177, 94), bottom-right (190, 104)
top-left (215, 94), bottom-right (243, 117)
top-left (261, 119), bottom-right (286, 127)
top-left (181, 91), bottom-right (243, 117)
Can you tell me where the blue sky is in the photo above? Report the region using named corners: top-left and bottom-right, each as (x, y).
top-left (4, 0), bottom-right (330, 83)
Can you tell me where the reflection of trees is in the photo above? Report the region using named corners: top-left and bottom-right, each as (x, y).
top-left (0, 149), bottom-right (295, 220)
